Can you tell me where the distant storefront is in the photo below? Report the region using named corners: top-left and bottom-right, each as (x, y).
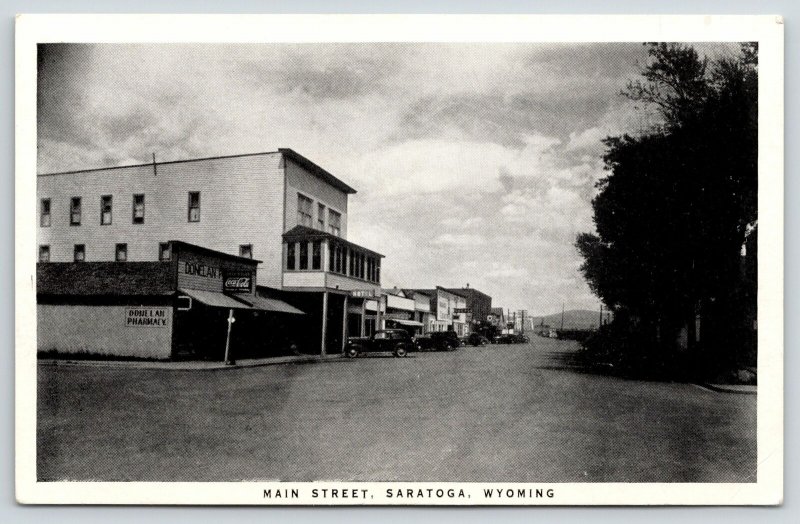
top-left (37, 240), bottom-right (304, 361)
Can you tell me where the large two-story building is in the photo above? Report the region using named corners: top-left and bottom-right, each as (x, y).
top-left (37, 148), bottom-right (383, 358)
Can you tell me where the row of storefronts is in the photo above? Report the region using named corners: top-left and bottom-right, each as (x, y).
top-left (35, 148), bottom-right (491, 361)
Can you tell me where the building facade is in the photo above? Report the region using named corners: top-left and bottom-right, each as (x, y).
top-left (445, 286), bottom-right (492, 335)
top-left (37, 241), bottom-right (304, 360)
top-left (406, 287), bottom-right (468, 336)
top-left (37, 149), bottom-right (382, 356)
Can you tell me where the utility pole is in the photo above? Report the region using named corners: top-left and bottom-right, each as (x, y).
top-left (560, 303), bottom-right (565, 331)
top-left (152, 152), bottom-right (158, 177)
top-left (599, 303), bottom-right (603, 329)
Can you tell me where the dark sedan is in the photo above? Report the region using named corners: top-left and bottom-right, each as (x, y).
top-left (344, 329), bottom-right (416, 358)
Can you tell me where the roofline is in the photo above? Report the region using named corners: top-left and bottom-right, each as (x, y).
top-left (37, 150), bottom-right (282, 177)
top-left (279, 148), bottom-right (357, 195)
top-left (168, 240), bottom-right (262, 265)
top-left (282, 226), bottom-right (384, 258)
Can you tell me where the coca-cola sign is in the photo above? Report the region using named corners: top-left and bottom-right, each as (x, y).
top-left (223, 272), bottom-right (252, 293)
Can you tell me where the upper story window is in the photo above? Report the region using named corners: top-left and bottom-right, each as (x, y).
top-left (73, 244), bottom-right (85, 262)
top-left (70, 197), bottom-right (81, 226)
top-left (132, 194), bottom-right (145, 224)
top-left (39, 245), bottom-right (50, 263)
top-left (159, 242), bottom-right (171, 261)
top-left (299, 242), bottom-right (309, 270)
top-left (239, 244), bottom-right (253, 259)
top-left (297, 194), bottom-right (313, 227)
top-left (328, 209), bottom-right (341, 237)
top-left (115, 243), bottom-right (127, 262)
top-left (312, 240), bottom-right (321, 270)
top-left (100, 195), bottom-right (113, 225)
top-left (317, 203), bottom-right (326, 230)
top-left (188, 192), bottom-right (201, 222)
top-left (286, 242), bottom-right (296, 270)
top-left (40, 199), bottom-right (51, 227)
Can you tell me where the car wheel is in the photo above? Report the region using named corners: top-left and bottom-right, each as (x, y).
top-left (446, 342), bottom-right (455, 351)
top-left (394, 345), bottom-right (408, 358)
top-left (346, 347), bottom-right (359, 358)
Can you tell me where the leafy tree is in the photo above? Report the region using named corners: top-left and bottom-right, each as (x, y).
top-left (577, 43), bottom-right (757, 369)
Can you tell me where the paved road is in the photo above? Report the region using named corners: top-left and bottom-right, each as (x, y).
top-left (37, 337), bottom-right (756, 482)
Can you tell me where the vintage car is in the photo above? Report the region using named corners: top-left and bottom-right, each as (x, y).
top-left (416, 330), bottom-right (462, 352)
top-left (344, 329), bottom-right (417, 358)
top-left (466, 333), bottom-right (490, 346)
top-left (493, 333), bottom-right (517, 344)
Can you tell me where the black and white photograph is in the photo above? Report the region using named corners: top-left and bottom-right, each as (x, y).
top-left (15, 14), bottom-right (783, 505)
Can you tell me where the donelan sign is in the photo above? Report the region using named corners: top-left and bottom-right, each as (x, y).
top-left (223, 273), bottom-right (253, 293)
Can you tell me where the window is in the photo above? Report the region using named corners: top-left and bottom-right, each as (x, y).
top-left (132, 194), bottom-right (145, 224)
top-left (70, 197), bottom-right (81, 226)
top-left (299, 242), bottom-right (309, 270)
top-left (375, 259), bottom-right (381, 284)
top-left (100, 195), bottom-right (112, 225)
top-left (317, 203), bottom-right (326, 230)
top-left (239, 244), bottom-right (253, 259)
top-left (328, 209), bottom-right (341, 236)
top-left (159, 242), bottom-right (171, 261)
top-left (115, 243), bottom-right (127, 262)
top-left (312, 240), bottom-right (321, 270)
top-left (188, 192), bottom-right (200, 222)
top-left (374, 332), bottom-right (389, 340)
top-left (286, 242), bottom-right (296, 270)
top-left (73, 244), bottom-right (85, 262)
top-left (40, 199), bottom-right (51, 227)
top-left (297, 194), bottom-right (313, 227)
top-left (329, 241), bottom-right (335, 271)
top-left (38, 245), bottom-right (50, 263)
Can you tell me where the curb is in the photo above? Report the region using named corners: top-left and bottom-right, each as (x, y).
top-left (39, 354), bottom-right (343, 371)
top-left (696, 382), bottom-right (757, 395)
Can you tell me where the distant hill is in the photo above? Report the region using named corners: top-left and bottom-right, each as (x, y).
top-left (528, 309), bottom-right (612, 330)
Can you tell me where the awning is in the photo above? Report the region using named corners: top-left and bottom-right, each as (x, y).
top-left (388, 319), bottom-right (424, 327)
top-left (179, 289), bottom-right (304, 315)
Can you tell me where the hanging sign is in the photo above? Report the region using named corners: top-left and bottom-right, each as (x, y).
top-left (223, 271), bottom-right (253, 293)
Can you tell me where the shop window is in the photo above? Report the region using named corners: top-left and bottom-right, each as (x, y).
top-left (328, 209), bottom-right (341, 236)
top-left (132, 194), bottom-right (145, 224)
top-left (39, 245), bottom-right (50, 263)
top-left (73, 244), bottom-right (85, 262)
top-left (188, 192), bottom-right (201, 222)
top-left (70, 197), bottom-right (81, 226)
top-left (297, 194), bottom-right (313, 227)
top-left (40, 198), bottom-right (51, 227)
top-left (286, 242), bottom-right (296, 270)
top-left (159, 242), bottom-right (171, 261)
top-left (312, 240), bottom-right (321, 270)
top-left (299, 241), bottom-right (309, 270)
top-left (115, 243), bottom-right (127, 262)
top-left (239, 244), bottom-right (253, 259)
top-left (100, 195), bottom-right (113, 225)
top-left (317, 203), bottom-right (326, 230)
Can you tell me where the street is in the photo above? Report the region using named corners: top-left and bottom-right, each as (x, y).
top-left (37, 337), bottom-right (756, 482)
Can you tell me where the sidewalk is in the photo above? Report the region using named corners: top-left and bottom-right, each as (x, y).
top-left (39, 353), bottom-right (343, 371)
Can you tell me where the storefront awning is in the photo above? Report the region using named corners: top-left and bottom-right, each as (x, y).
top-left (179, 289), bottom-right (304, 315)
top-left (389, 319), bottom-right (424, 327)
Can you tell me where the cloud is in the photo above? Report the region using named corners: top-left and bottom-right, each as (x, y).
top-left (431, 233), bottom-right (486, 247)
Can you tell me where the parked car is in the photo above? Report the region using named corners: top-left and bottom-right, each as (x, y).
top-left (493, 334), bottom-right (517, 344)
top-left (466, 333), bottom-right (490, 346)
top-left (512, 333), bottom-right (530, 344)
top-left (344, 329), bottom-right (416, 358)
top-left (416, 330), bottom-right (461, 351)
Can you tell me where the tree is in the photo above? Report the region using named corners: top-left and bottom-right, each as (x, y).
top-left (577, 43), bottom-right (757, 370)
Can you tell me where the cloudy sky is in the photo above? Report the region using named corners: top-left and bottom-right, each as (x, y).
top-left (37, 42), bottom-right (735, 315)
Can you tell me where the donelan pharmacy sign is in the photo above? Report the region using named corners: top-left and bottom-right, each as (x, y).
top-left (124, 307), bottom-right (169, 328)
